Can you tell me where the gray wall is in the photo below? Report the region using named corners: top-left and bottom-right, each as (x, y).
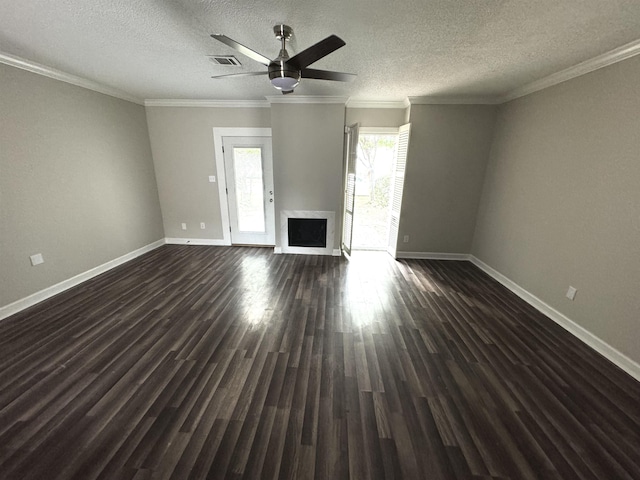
top-left (0, 63), bottom-right (164, 308)
top-left (146, 103), bottom-right (345, 249)
top-left (271, 103), bottom-right (346, 249)
top-left (399, 104), bottom-right (497, 253)
top-left (4, 54), bottom-right (637, 367)
top-left (145, 106), bottom-right (271, 239)
top-left (472, 56), bottom-right (640, 363)
top-left (345, 107), bottom-right (408, 128)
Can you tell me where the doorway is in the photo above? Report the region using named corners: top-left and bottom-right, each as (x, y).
top-left (351, 130), bottom-right (399, 251)
top-left (219, 134), bottom-right (275, 246)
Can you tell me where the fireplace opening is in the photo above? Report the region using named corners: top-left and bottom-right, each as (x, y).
top-left (287, 218), bottom-right (327, 248)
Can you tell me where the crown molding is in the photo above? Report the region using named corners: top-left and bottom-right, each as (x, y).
top-left (501, 38), bottom-right (640, 103)
top-left (266, 95), bottom-right (349, 104)
top-left (0, 51), bottom-right (143, 105)
top-left (7, 36), bottom-right (639, 110)
top-left (345, 98), bottom-right (410, 109)
top-left (144, 99), bottom-right (270, 108)
top-left (409, 95), bottom-right (501, 105)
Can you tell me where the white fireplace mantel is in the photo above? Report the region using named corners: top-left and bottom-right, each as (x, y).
top-left (276, 210), bottom-right (340, 256)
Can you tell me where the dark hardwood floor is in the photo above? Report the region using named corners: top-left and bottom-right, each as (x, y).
top-left (0, 245), bottom-right (639, 479)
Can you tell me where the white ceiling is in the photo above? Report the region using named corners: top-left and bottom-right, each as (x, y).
top-left (2, 0), bottom-right (640, 102)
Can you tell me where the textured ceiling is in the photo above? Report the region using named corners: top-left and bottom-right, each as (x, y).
top-left (1, 0), bottom-right (640, 102)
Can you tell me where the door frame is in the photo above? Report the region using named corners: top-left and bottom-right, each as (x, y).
top-left (213, 127), bottom-right (272, 246)
top-left (354, 127), bottom-right (400, 252)
top-left (222, 136), bottom-right (275, 245)
top-left (341, 123), bottom-right (359, 256)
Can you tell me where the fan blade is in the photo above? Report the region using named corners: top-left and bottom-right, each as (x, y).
top-left (211, 71), bottom-right (268, 79)
top-left (301, 68), bottom-right (356, 82)
top-left (286, 35), bottom-right (346, 70)
top-left (211, 34), bottom-right (271, 66)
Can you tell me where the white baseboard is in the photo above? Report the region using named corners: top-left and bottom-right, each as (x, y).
top-left (6, 240), bottom-right (635, 382)
top-left (165, 237), bottom-right (228, 246)
top-left (469, 256), bottom-right (640, 382)
top-left (273, 246), bottom-right (341, 256)
top-left (0, 239), bottom-right (166, 321)
top-left (396, 251), bottom-right (471, 261)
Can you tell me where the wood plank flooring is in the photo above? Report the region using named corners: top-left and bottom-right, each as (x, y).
top-left (0, 245), bottom-right (639, 479)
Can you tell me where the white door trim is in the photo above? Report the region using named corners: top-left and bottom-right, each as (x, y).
top-left (213, 127), bottom-right (272, 246)
top-left (222, 136), bottom-right (275, 245)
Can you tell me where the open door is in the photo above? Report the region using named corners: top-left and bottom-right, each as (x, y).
top-left (342, 123), bottom-right (359, 256)
top-left (387, 123), bottom-right (411, 258)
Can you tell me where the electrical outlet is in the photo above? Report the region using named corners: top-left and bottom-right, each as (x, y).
top-left (208, 176), bottom-right (216, 183)
top-left (181, 223), bottom-right (187, 230)
top-left (403, 235), bottom-right (409, 243)
top-left (200, 222), bottom-right (206, 230)
top-left (566, 286), bottom-right (577, 300)
top-left (30, 253), bottom-right (44, 266)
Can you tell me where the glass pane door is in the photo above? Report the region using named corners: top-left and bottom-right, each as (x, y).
top-left (221, 135), bottom-right (275, 246)
top-left (233, 147), bottom-right (265, 233)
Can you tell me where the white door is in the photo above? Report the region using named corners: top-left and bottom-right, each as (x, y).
top-left (387, 123), bottom-right (410, 258)
top-left (222, 136), bottom-right (275, 245)
top-left (342, 123), bottom-right (359, 256)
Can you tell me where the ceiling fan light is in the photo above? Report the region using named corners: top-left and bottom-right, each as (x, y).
top-left (270, 75), bottom-right (299, 91)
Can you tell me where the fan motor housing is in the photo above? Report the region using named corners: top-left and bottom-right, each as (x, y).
top-left (268, 60), bottom-right (301, 89)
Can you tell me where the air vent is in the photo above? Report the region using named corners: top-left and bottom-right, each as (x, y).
top-left (208, 55), bottom-right (242, 66)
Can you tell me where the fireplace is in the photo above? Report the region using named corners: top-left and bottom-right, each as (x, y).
top-left (278, 210), bottom-right (337, 256)
top-left (288, 218), bottom-right (327, 247)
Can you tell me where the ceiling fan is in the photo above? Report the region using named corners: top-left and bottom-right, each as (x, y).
top-left (210, 25), bottom-right (356, 94)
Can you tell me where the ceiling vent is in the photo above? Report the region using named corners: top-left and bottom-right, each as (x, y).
top-left (208, 55), bottom-right (242, 66)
